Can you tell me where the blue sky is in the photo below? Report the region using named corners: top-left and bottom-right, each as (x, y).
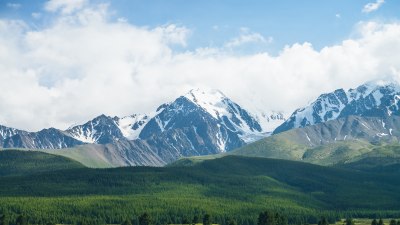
top-left (1, 0), bottom-right (400, 130)
top-left (1, 0), bottom-right (399, 54)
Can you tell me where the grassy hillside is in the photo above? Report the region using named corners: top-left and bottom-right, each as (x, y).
top-left (0, 154), bottom-right (400, 224)
top-left (337, 145), bottom-right (400, 172)
top-left (40, 144), bottom-right (121, 168)
top-left (229, 116), bottom-right (400, 167)
top-left (0, 149), bottom-right (85, 176)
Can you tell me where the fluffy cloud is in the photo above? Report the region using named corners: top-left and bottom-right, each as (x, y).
top-left (362, 0), bottom-right (385, 13)
top-left (1, 2), bottom-right (400, 131)
top-left (45, 0), bottom-right (87, 14)
top-left (225, 30), bottom-right (273, 48)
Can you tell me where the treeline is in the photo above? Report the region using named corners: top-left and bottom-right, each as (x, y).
top-left (0, 211), bottom-right (289, 225)
top-left (2, 200), bottom-right (400, 225)
top-left (2, 209), bottom-right (400, 225)
top-left (2, 210), bottom-right (396, 225)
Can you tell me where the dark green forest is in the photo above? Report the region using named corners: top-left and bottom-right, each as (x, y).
top-left (0, 150), bottom-right (400, 225)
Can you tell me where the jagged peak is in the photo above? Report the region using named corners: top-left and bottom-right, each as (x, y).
top-left (177, 88), bottom-right (233, 119)
top-left (184, 88), bottom-right (228, 104)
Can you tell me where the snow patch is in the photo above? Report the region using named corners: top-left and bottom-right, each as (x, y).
top-left (117, 114), bottom-right (149, 140)
top-left (376, 133), bottom-right (388, 137)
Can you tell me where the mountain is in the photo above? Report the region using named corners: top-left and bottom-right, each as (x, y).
top-left (231, 115), bottom-right (400, 165)
top-left (139, 89), bottom-right (266, 153)
top-left (274, 80), bottom-right (400, 134)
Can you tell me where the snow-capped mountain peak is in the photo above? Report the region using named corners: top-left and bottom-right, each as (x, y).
top-left (183, 88), bottom-right (230, 119)
top-left (66, 114), bottom-right (124, 144)
top-left (181, 88), bottom-right (287, 141)
top-left (274, 80), bottom-right (400, 134)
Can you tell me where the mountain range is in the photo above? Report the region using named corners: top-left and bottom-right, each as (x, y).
top-left (0, 88), bottom-right (285, 166)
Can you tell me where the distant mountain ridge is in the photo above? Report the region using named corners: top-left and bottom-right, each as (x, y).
top-left (274, 80), bottom-right (400, 134)
top-left (0, 89), bottom-right (285, 166)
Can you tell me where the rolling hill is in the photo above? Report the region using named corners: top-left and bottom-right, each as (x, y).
top-left (0, 149), bottom-right (85, 176)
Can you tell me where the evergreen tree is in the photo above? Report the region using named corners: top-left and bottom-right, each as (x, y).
top-left (139, 213), bottom-right (152, 225)
top-left (277, 214), bottom-right (287, 225)
top-left (0, 214), bottom-right (9, 225)
top-left (267, 212), bottom-right (277, 225)
top-left (372, 219), bottom-right (378, 225)
top-left (346, 218), bottom-right (355, 225)
top-left (318, 217), bottom-right (329, 225)
top-left (258, 212), bottom-right (267, 225)
top-left (15, 215), bottom-right (28, 225)
top-left (203, 214), bottom-right (211, 225)
top-left (182, 217), bottom-right (190, 224)
top-left (378, 219), bottom-right (384, 225)
top-left (227, 219), bottom-right (237, 225)
top-left (122, 219), bottom-right (133, 225)
top-left (257, 211), bottom-right (285, 225)
top-left (193, 215), bottom-right (199, 225)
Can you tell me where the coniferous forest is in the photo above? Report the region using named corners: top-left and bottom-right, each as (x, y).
top-left (0, 151), bottom-right (400, 225)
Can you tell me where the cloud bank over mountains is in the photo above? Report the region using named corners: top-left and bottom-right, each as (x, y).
top-left (0, 0), bottom-right (400, 131)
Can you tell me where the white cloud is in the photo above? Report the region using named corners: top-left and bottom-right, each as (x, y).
top-left (335, 14), bottom-right (341, 19)
top-left (153, 24), bottom-right (191, 47)
top-left (6, 3), bottom-right (21, 9)
top-left (1, 2), bottom-right (400, 131)
top-left (117, 17), bottom-right (127, 23)
top-left (32, 12), bottom-right (42, 19)
top-left (363, 0), bottom-right (385, 13)
top-left (45, 0), bottom-right (87, 14)
top-left (225, 30), bottom-right (273, 48)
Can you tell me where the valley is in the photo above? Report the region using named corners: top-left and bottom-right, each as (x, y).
top-left (0, 150), bottom-right (400, 225)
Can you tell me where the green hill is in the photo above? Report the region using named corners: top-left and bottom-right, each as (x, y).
top-left (336, 145), bottom-right (400, 173)
top-left (230, 116), bottom-right (400, 167)
top-left (0, 149), bottom-right (85, 176)
top-left (0, 155), bottom-right (399, 224)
